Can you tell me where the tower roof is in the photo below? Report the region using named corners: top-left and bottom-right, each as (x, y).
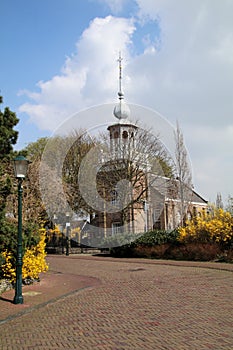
top-left (113, 52), bottom-right (130, 121)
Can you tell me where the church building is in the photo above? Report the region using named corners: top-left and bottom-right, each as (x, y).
top-left (89, 54), bottom-right (207, 238)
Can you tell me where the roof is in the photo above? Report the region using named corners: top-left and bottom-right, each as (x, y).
top-left (190, 190), bottom-right (208, 204)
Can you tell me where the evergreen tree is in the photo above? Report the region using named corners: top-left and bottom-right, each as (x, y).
top-left (0, 96), bottom-right (19, 216)
top-left (0, 96), bottom-right (19, 159)
top-left (0, 96), bottom-right (19, 251)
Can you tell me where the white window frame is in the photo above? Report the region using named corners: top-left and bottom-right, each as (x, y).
top-left (112, 222), bottom-right (122, 235)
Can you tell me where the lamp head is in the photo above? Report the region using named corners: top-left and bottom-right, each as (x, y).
top-left (13, 155), bottom-right (29, 179)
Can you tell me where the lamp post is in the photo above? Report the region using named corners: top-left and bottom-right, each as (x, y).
top-left (13, 155), bottom-right (29, 304)
top-left (144, 200), bottom-right (148, 232)
top-left (53, 214), bottom-right (58, 249)
top-left (60, 224), bottom-right (65, 254)
top-left (65, 212), bottom-right (71, 256)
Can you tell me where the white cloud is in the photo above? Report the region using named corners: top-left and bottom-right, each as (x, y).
top-left (19, 16), bottom-right (135, 130)
top-left (184, 124), bottom-right (233, 202)
top-left (129, 0), bottom-right (233, 124)
top-left (19, 1), bottom-right (233, 202)
top-left (128, 0), bottom-right (233, 201)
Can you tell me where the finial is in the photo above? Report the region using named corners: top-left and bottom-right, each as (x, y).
top-left (117, 51), bottom-right (124, 100)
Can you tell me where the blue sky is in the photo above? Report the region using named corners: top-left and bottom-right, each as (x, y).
top-left (1, 0), bottom-right (233, 203)
top-left (1, 0), bottom-right (109, 141)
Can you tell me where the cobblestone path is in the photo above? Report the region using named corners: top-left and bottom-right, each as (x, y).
top-left (0, 255), bottom-right (232, 349)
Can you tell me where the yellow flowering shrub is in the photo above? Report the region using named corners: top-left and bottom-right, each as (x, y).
top-left (1, 228), bottom-right (48, 283)
top-left (46, 225), bottom-right (63, 246)
top-left (22, 228), bottom-right (48, 281)
top-left (71, 227), bottom-right (81, 240)
top-left (179, 208), bottom-right (233, 246)
top-left (1, 251), bottom-right (16, 282)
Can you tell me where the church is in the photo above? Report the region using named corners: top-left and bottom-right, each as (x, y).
top-left (87, 55), bottom-right (208, 239)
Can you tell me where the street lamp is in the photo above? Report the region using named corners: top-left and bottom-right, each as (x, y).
top-left (13, 155), bottom-right (29, 304)
top-left (53, 214), bottom-right (58, 249)
top-left (65, 212), bottom-right (71, 256)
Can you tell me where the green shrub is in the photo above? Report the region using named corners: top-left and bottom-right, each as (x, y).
top-left (134, 229), bottom-right (179, 246)
top-left (0, 219), bottom-right (40, 257)
top-left (100, 232), bottom-right (141, 248)
top-left (109, 229), bottom-right (233, 261)
top-left (0, 219), bottom-right (18, 253)
top-left (110, 230), bottom-right (179, 258)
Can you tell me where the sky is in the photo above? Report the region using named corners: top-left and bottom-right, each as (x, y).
top-left (1, 0), bottom-right (233, 204)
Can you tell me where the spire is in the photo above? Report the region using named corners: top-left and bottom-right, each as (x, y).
top-left (113, 51), bottom-right (130, 121)
top-left (118, 51), bottom-right (123, 100)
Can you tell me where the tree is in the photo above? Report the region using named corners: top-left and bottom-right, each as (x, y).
top-left (225, 195), bottom-right (233, 216)
top-left (12, 134), bottom-right (94, 228)
top-left (0, 96), bottom-right (19, 159)
top-left (0, 99), bottom-right (48, 282)
top-left (4, 137), bottom-right (50, 226)
top-left (23, 137), bottom-right (48, 161)
top-left (62, 130), bottom-right (96, 218)
top-left (216, 192), bottom-right (223, 209)
top-left (19, 136), bottom-right (70, 225)
top-left (0, 96), bottom-right (19, 218)
top-left (0, 96), bottom-right (19, 252)
top-left (0, 97), bottom-right (43, 253)
top-left (174, 121), bottom-right (193, 226)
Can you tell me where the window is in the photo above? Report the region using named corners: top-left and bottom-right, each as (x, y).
top-left (122, 130), bottom-right (128, 139)
top-left (112, 222), bottom-right (122, 235)
top-left (111, 190), bottom-right (118, 205)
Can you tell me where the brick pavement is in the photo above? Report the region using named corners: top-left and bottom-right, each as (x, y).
top-left (0, 255), bottom-right (232, 350)
top-left (0, 269), bottom-right (100, 323)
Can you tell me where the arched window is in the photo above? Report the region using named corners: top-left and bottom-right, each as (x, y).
top-left (111, 190), bottom-right (118, 205)
top-left (122, 130), bottom-right (128, 139)
top-left (114, 131), bottom-right (119, 138)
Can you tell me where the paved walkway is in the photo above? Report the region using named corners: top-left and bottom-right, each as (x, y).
top-left (0, 255), bottom-right (232, 350)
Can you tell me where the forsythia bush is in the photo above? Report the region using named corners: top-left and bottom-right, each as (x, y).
top-left (179, 208), bottom-right (233, 247)
top-left (1, 228), bottom-right (48, 283)
top-left (1, 251), bottom-right (16, 282)
top-left (22, 228), bottom-right (48, 281)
